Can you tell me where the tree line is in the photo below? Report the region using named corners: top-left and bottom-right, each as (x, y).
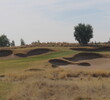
top-left (74, 23), bottom-right (93, 45)
top-left (0, 23), bottom-right (94, 47)
top-left (0, 34), bottom-right (26, 47)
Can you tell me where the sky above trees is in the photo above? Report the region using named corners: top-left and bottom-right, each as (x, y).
top-left (0, 0), bottom-right (110, 45)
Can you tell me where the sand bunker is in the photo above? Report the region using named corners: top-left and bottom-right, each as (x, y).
top-left (78, 62), bottom-right (91, 66)
top-left (49, 52), bottom-right (110, 69)
top-left (63, 58), bottom-right (110, 70)
top-left (14, 48), bottom-right (53, 57)
top-left (15, 53), bottom-right (27, 57)
top-left (0, 48), bottom-right (54, 58)
top-left (49, 59), bottom-right (72, 68)
top-left (0, 74), bottom-right (5, 78)
top-left (25, 68), bottom-right (44, 71)
top-left (49, 58), bottom-right (91, 67)
top-left (71, 46), bottom-right (110, 51)
top-left (0, 50), bottom-right (13, 57)
top-left (64, 53), bottom-right (103, 62)
top-left (27, 48), bottom-right (53, 56)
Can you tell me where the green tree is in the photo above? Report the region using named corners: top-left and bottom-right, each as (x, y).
top-left (0, 34), bottom-right (10, 47)
top-left (74, 23), bottom-right (93, 45)
top-left (20, 38), bottom-right (25, 46)
top-left (11, 40), bottom-right (15, 47)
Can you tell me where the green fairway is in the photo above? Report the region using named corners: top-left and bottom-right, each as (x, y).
top-left (0, 47), bottom-right (79, 74)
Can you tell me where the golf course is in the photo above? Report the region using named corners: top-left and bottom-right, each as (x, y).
top-left (0, 46), bottom-right (110, 100)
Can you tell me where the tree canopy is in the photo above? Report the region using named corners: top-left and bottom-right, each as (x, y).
top-left (20, 39), bottom-right (25, 46)
top-left (10, 40), bottom-right (15, 47)
top-left (74, 23), bottom-right (93, 45)
top-left (0, 34), bottom-right (10, 47)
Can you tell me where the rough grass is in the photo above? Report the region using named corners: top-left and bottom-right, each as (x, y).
top-left (0, 68), bottom-right (110, 100)
top-left (7, 78), bottom-right (110, 100)
top-left (0, 82), bottom-right (13, 100)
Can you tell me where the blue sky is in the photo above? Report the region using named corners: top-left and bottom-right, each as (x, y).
top-left (0, 0), bottom-right (110, 45)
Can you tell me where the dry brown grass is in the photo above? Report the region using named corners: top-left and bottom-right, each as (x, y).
top-left (44, 68), bottom-right (110, 80)
top-left (3, 68), bottom-right (110, 82)
top-left (7, 77), bottom-right (110, 100)
top-left (0, 67), bottom-right (108, 100)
